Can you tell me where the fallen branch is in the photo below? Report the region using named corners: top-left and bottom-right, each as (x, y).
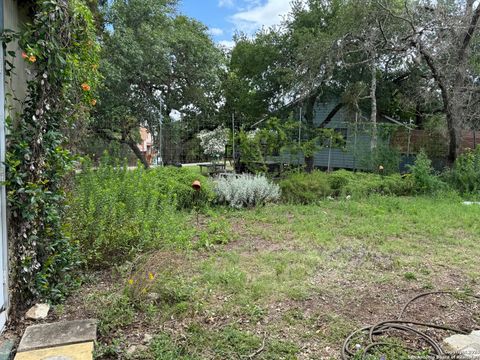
top-left (248, 332), bottom-right (267, 359)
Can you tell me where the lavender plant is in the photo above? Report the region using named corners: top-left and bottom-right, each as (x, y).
top-left (214, 174), bottom-right (280, 208)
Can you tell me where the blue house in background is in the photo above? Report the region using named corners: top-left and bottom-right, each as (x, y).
top-left (272, 96), bottom-right (413, 171)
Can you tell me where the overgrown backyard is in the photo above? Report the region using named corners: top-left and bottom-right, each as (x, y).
top-left (48, 156), bottom-right (480, 359)
top-left (5, 0), bottom-right (480, 359)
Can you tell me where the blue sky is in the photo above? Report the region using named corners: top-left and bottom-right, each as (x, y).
top-left (179, 0), bottom-right (292, 48)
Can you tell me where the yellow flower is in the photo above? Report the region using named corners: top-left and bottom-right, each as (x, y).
top-left (128, 279), bottom-right (134, 285)
top-left (81, 83), bottom-right (91, 91)
top-left (148, 272), bottom-right (155, 281)
top-left (28, 55), bottom-right (37, 63)
top-left (90, 99), bottom-right (97, 106)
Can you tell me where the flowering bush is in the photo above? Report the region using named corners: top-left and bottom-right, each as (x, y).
top-left (214, 174), bottom-right (281, 208)
top-left (197, 126), bottom-right (229, 160)
top-left (3, 0), bottom-right (100, 306)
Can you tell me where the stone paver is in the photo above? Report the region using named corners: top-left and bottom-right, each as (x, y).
top-left (14, 342), bottom-right (93, 360)
top-left (25, 304), bottom-right (50, 321)
top-left (17, 320), bottom-right (96, 353)
top-left (444, 330), bottom-right (480, 358)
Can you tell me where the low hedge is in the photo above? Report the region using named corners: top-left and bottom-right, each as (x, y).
top-left (279, 171), bottom-right (331, 204)
top-left (279, 169), bottom-right (415, 204)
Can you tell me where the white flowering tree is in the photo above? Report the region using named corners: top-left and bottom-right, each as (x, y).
top-left (197, 126), bottom-right (229, 162)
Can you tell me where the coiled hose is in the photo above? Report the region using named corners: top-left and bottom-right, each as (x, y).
top-left (341, 291), bottom-right (480, 359)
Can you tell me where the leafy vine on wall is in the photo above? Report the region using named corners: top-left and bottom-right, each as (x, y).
top-left (2, 0), bottom-right (100, 313)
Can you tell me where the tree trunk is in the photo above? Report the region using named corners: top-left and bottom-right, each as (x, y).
top-left (414, 103), bottom-right (423, 127)
top-left (415, 4), bottom-right (480, 164)
top-left (303, 92), bottom-right (319, 173)
top-left (417, 46), bottom-right (458, 164)
top-left (446, 111), bottom-right (459, 164)
top-left (370, 58), bottom-right (378, 151)
top-left (127, 139), bottom-right (150, 169)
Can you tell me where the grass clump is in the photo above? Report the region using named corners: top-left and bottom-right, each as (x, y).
top-left (148, 334), bottom-right (197, 360)
top-left (148, 324), bottom-right (299, 359)
top-left (87, 290), bottom-right (135, 335)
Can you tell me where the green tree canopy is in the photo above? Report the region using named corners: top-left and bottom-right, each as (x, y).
top-left (92, 0), bottom-right (225, 166)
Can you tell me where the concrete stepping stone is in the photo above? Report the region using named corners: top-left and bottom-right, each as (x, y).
top-left (14, 342), bottom-right (93, 360)
top-left (15, 320), bottom-right (96, 360)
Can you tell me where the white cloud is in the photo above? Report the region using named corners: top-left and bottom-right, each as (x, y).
top-left (231, 0), bottom-right (291, 33)
top-left (208, 27), bottom-right (224, 36)
top-left (219, 0), bottom-right (234, 7)
top-left (218, 40), bottom-right (236, 49)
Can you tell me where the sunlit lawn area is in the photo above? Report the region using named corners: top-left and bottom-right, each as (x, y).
top-left (53, 195), bottom-right (480, 359)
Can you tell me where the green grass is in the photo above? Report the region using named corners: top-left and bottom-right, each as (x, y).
top-left (62, 194), bottom-right (480, 359)
top-left (139, 325), bottom-right (298, 360)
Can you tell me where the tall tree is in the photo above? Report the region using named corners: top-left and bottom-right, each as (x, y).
top-left (225, 1), bottom-right (350, 172)
top-left (92, 0), bottom-right (225, 166)
top-left (286, 1), bottom-right (338, 171)
top-left (224, 30), bottom-right (291, 128)
top-left (379, 0), bottom-right (480, 162)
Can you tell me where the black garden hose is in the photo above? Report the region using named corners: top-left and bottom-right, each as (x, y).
top-left (341, 291), bottom-right (480, 359)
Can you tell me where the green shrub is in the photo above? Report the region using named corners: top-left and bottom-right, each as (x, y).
top-left (446, 147), bottom-right (480, 194)
top-left (279, 171), bottom-right (332, 204)
top-left (332, 171), bottom-right (414, 198)
top-left (327, 170), bottom-right (355, 194)
top-left (379, 174), bottom-right (415, 196)
top-left (280, 169), bottom-right (414, 203)
top-left (408, 150), bottom-right (447, 194)
top-left (148, 166), bottom-right (215, 209)
top-left (66, 160), bottom-right (214, 267)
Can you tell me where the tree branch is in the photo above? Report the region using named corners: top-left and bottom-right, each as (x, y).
top-left (458, 4), bottom-right (480, 62)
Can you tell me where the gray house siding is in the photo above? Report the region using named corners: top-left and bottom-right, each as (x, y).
top-left (1, 0), bottom-right (29, 331)
top-left (273, 97), bottom-right (388, 170)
